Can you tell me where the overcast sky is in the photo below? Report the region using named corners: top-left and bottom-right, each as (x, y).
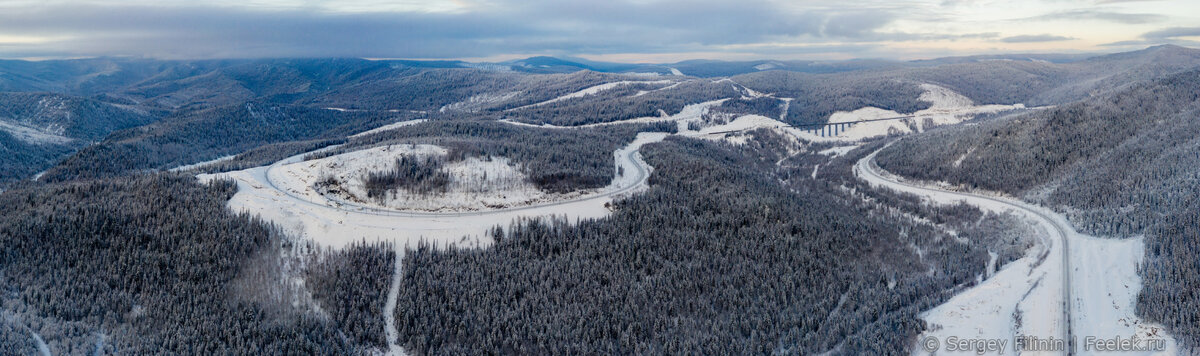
top-left (0, 0), bottom-right (1198, 62)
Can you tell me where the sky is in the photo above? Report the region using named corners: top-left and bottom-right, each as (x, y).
top-left (0, 0), bottom-right (1198, 62)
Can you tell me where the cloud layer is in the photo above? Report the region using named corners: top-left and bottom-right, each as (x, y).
top-left (0, 0), bottom-right (1194, 60)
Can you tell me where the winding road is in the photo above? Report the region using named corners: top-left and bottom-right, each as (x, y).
top-left (855, 147), bottom-right (1075, 355)
top-left (260, 132), bottom-right (666, 218)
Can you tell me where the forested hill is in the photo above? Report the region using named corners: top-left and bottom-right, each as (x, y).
top-left (876, 69), bottom-right (1200, 235)
top-left (0, 92), bottom-right (163, 183)
top-left (874, 69), bottom-right (1200, 347)
top-left (38, 102), bottom-right (398, 182)
top-left (0, 92), bottom-right (163, 140)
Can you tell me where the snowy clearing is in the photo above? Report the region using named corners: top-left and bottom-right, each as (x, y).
top-left (500, 98), bottom-right (727, 130)
top-left (856, 148), bottom-right (1176, 356)
top-left (818, 145), bottom-right (859, 157)
top-left (169, 155), bottom-right (236, 172)
top-left (509, 80), bottom-right (675, 110)
top-left (0, 120), bottom-right (73, 145)
top-left (272, 144), bottom-right (591, 212)
top-left (349, 119), bottom-right (428, 138)
top-left (634, 81), bottom-right (685, 97)
top-left (439, 92), bottom-right (521, 113)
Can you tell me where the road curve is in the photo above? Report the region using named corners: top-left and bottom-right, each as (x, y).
top-left (855, 147), bottom-right (1074, 355)
top-left (261, 132), bottom-right (666, 218)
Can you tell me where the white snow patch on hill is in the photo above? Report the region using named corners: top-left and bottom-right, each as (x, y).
top-left (818, 145), bottom-right (859, 157)
top-left (634, 81), bottom-right (684, 97)
top-left (439, 91), bottom-right (520, 113)
top-left (169, 154), bottom-right (236, 172)
top-left (513, 80), bottom-right (674, 110)
top-left (350, 119), bottom-right (428, 138)
top-left (0, 120), bottom-right (73, 144)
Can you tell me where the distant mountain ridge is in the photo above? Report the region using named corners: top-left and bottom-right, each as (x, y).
top-left (3, 45), bottom-right (1200, 187)
top-left (3, 45), bottom-right (1193, 87)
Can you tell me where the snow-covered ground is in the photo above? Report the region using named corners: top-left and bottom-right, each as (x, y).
top-left (439, 92), bottom-right (520, 113)
top-left (0, 120), bottom-right (73, 145)
top-left (592, 98), bottom-right (727, 128)
top-left (169, 154), bottom-right (236, 172)
top-left (271, 144), bottom-right (586, 212)
top-left (855, 148), bottom-right (1176, 356)
top-left (349, 119), bottom-right (428, 138)
top-left (678, 114), bottom-right (784, 145)
top-left (798, 84), bottom-right (1026, 142)
top-left (634, 81), bottom-right (685, 97)
top-left (681, 113), bottom-right (813, 146)
top-left (1070, 236), bottom-right (1176, 355)
top-left (509, 80), bottom-right (675, 110)
top-left (500, 98), bottom-right (727, 130)
top-left (384, 247), bottom-right (406, 356)
top-left (197, 132), bottom-right (668, 249)
top-left (818, 145), bottom-right (859, 157)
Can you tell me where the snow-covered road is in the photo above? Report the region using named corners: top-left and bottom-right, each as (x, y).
top-left (857, 147), bottom-right (1176, 355)
top-left (855, 147), bottom-right (1072, 355)
top-left (384, 247), bottom-right (405, 356)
